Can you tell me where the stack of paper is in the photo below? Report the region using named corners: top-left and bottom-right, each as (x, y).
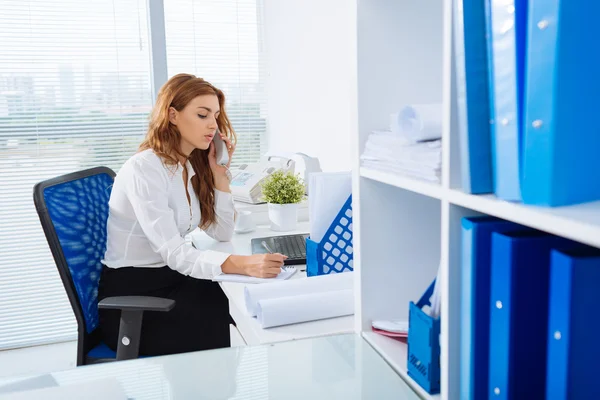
top-left (244, 272), bottom-right (354, 328)
top-left (360, 103), bottom-right (442, 183)
top-left (429, 263), bottom-right (442, 318)
top-left (361, 130), bottom-right (441, 183)
top-left (308, 172), bottom-right (352, 243)
top-left (213, 267), bottom-right (297, 284)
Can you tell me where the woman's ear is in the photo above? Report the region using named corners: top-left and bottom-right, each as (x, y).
top-left (168, 107), bottom-right (178, 125)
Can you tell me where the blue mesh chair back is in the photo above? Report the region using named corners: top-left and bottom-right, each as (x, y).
top-left (34, 167), bottom-right (116, 365)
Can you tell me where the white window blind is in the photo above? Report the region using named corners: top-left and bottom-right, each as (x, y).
top-left (164, 0), bottom-right (268, 166)
top-left (0, 0), bottom-right (152, 349)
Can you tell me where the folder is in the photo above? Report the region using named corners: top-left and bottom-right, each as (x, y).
top-left (460, 217), bottom-right (529, 400)
top-left (407, 279), bottom-right (441, 395)
top-left (546, 247), bottom-right (600, 399)
top-left (488, 0), bottom-right (528, 201)
top-left (488, 231), bottom-right (575, 399)
top-left (453, 0), bottom-right (494, 194)
top-left (308, 172), bottom-right (351, 243)
top-left (521, 1), bottom-right (600, 206)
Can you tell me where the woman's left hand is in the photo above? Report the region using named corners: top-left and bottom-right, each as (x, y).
top-left (208, 131), bottom-right (235, 180)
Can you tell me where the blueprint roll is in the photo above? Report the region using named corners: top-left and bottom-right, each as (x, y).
top-left (390, 103), bottom-right (442, 142)
top-left (256, 289), bottom-right (354, 328)
top-left (244, 271), bottom-right (353, 317)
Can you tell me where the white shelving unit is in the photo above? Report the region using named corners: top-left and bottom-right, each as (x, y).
top-left (351, 1), bottom-right (600, 399)
top-left (352, 1), bottom-right (444, 398)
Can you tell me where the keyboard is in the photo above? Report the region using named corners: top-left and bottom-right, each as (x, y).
top-left (251, 233), bottom-right (310, 265)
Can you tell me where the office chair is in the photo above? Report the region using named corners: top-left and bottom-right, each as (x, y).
top-left (33, 167), bottom-right (175, 366)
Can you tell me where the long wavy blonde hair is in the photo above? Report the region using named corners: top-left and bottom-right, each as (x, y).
top-left (139, 73), bottom-right (237, 229)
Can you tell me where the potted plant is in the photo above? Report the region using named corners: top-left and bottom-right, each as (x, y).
top-left (261, 170), bottom-right (305, 231)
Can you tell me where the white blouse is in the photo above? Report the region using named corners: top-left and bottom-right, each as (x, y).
top-left (102, 149), bottom-right (235, 280)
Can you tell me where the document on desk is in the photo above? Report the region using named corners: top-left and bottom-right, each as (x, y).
top-left (244, 271), bottom-right (354, 328)
top-left (213, 266), bottom-right (297, 284)
top-left (309, 172), bottom-right (352, 242)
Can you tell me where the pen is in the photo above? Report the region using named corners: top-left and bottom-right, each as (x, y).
top-left (261, 240), bottom-right (274, 254)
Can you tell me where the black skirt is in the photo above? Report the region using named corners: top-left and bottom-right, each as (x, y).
top-left (98, 265), bottom-right (231, 356)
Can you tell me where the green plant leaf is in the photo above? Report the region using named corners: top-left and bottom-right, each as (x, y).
top-left (260, 170), bottom-right (305, 204)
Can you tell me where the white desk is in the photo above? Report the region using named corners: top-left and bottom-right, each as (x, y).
top-left (190, 222), bottom-right (354, 346)
top-left (0, 334), bottom-right (421, 400)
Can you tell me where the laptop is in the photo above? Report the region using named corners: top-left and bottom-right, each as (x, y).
top-left (251, 233), bottom-right (310, 266)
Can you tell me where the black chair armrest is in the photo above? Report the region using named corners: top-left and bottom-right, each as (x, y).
top-left (98, 296), bottom-right (175, 361)
top-left (98, 296), bottom-right (175, 312)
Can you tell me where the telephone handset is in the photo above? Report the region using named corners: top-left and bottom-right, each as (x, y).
top-left (213, 129), bottom-right (230, 166)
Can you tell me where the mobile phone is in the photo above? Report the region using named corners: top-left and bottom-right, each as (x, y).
top-left (213, 130), bottom-right (229, 166)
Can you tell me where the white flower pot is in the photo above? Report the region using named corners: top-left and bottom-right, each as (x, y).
top-left (268, 203), bottom-right (299, 232)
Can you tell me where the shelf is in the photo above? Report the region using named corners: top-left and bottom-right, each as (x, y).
top-left (447, 189), bottom-right (600, 249)
top-left (360, 167), bottom-right (444, 199)
top-left (357, 179), bottom-right (441, 326)
top-left (359, 168), bottom-right (600, 250)
top-left (362, 332), bottom-right (440, 400)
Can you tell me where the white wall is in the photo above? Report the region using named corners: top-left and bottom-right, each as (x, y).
top-left (263, 0), bottom-right (356, 173)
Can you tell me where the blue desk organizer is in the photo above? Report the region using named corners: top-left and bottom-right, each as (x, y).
top-left (305, 195), bottom-right (354, 277)
top-left (407, 279), bottom-right (441, 395)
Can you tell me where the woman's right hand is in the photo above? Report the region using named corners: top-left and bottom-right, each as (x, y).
top-left (221, 254), bottom-right (287, 278)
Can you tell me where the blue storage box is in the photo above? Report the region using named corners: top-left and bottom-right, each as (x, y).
top-left (407, 279), bottom-right (441, 395)
top-left (306, 195), bottom-right (354, 277)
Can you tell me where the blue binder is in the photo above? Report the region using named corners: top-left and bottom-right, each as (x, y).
top-left (488, 231), bottom-right (575, 399)
top-left (521, 1), bottom-right (600, 206)
top-left (460, 217), bottom-right (529, 400)
top-left (546, 247), bottom-right (600, 399)
top-left (488, 0), bottom-right (528, 201)
top-left (453, 0), bottom-right (493, 194)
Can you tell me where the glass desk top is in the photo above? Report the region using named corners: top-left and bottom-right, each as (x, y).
top-left (0, 334), bottom-right (422, 400)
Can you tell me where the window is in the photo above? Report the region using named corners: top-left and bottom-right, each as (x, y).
top-left (0, 0), bottom-right (268, 351)
top-left (0, 0), bottom-right (153, 349)
top-left (164, 0), bottom-right (268, 166)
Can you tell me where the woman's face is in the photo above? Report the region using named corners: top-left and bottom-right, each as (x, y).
top-left (169, 94), bottom-right (220, 156)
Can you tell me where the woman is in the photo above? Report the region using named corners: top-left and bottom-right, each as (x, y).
top-left (98, 73), bottom-right (286, 356)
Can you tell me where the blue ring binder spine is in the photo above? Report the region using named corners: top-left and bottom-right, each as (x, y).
top-left (306, 195), bottom-right (354, 277)
top-left (407, 279), bottom-right (441, 394)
